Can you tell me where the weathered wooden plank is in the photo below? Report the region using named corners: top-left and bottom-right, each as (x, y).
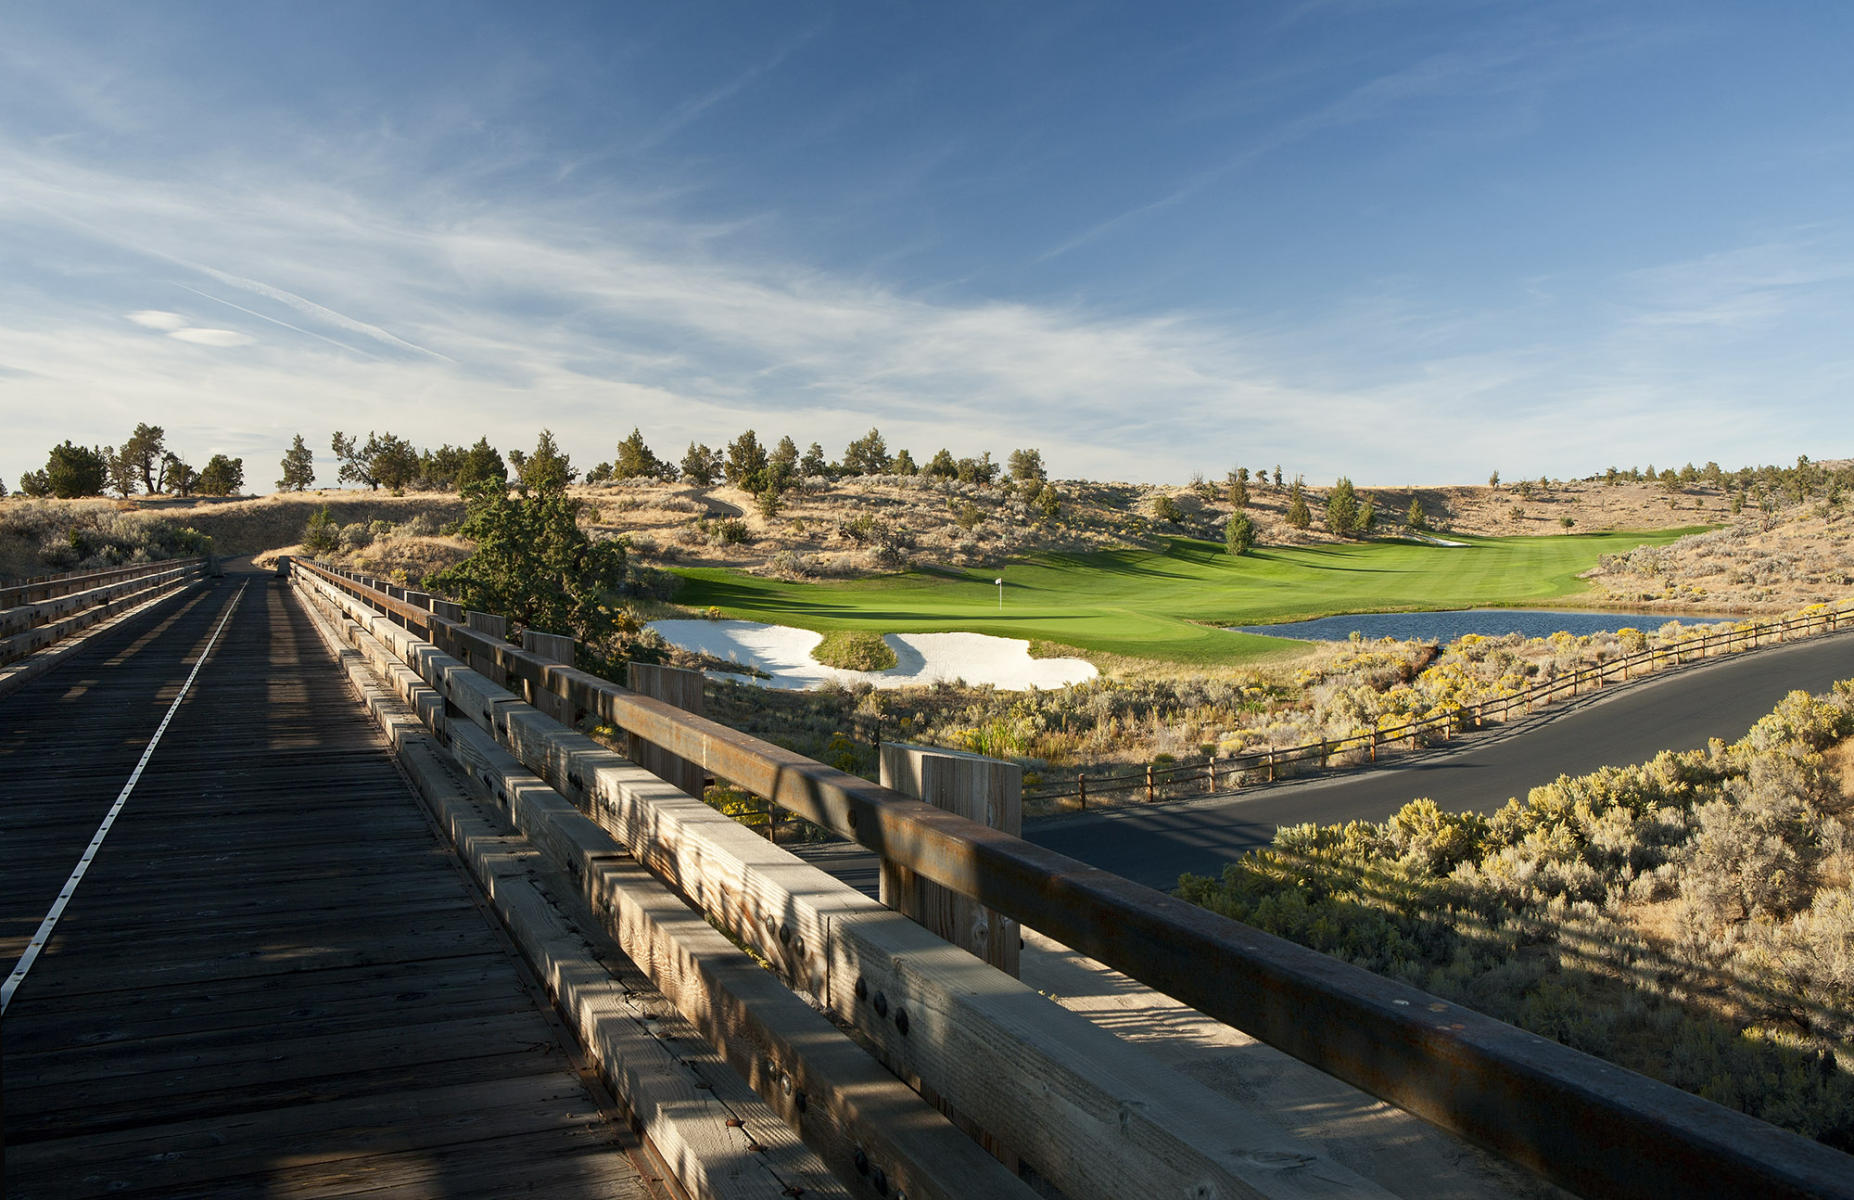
top-left (4, 1074), bottom-right (612, 1199)
top-left (627, 660), bottom-right (708, 798)
top-left (293, 579), bottom-right (984, 1198)
top-left (0, 564), bottom-right (200, 657)
top-left (259, 1125), bottom-right (659, 1200)
top-left (0, 557), bottom-right (202, 611)
top-left (4, 573), bottom-right (650, 1200)
top-left (293, 568), bottom-right (850, 1200)
top-left (4, 955), bottom-right (523, 1053)
top-left (436, 723), bottom-right (1026, 1200)
top-left (880, 741), bottom-right (1022, 977)
top-left (485, 674), bottom-right (1396, 1200)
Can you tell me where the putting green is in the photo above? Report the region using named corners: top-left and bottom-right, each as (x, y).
top-left (670, 531), bottom-right (1699, 666)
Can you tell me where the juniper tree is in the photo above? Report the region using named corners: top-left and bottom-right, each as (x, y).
top-left (1224, 512), bottom-right (1255, 555)
top-left (197, 454), bottom-right (244, 496)
top-left (1007, 447), bottom-right (1046, 483)
top-left (121, 423), bottom-right (166, 493)
top-left (41, 441), bottom-right (109, 498)
top-left (679, 442), bottom-right (721, 486)
top-left (428, 477), bottom-right (631, 653)
top-left (161, 453), bottom-right (195, 498)
top-left (1286, 478), bottom-right (1311, 529)
top-left (614, 428), bottom-right (667, 480)
top-left (768, 436), bottom-right (800, 491)
top-left (1227, 467), bottom-right (1250, 509)
top-left (1325, 477), bottom-right (1361, 537)
top-left (842, 428), bottom-right (891, 475)
top-left (723, 431), bottom-right (767, 487)
top-left (106, 445), bottom-right (139, 497)
top-left (455, 438), bottom-right (506, 489)
top-left (277, 434), bottom-right (317, 491)
top-left (513, 429), bottom-right (576, 491)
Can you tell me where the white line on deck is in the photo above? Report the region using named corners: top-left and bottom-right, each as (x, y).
top-left (2, 580), bottom-right (248, 1014)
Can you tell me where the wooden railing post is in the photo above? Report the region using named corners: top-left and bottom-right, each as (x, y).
top-left (879, 743), bottom-right (1021, 978)
top-left (464, 611), bottom-right (508, 684)
top-left (521, 629), bottom-right (576, 725)
top-left (625, 662), bottom-right (707, 800)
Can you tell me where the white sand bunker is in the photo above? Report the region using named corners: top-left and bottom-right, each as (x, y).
top-left (649, 620), bottom-right (1098, 692)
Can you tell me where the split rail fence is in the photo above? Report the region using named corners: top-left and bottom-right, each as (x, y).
top-left (1031, 602), bottom-right (1854, 808)
top-left (287, 556), bottom-right (1852, 1200)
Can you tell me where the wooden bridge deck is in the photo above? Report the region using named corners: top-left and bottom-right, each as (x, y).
top-left (2, 573), bottom-right (656, 1199)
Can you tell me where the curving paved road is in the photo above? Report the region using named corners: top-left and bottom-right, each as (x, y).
top-left (1031, 629), bottom-right (1854, 889)
top-left (798, 629), bottom-right (1854, 894)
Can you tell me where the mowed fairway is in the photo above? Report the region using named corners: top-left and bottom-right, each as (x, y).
top-left (672, 530), bottom-right (1699, 667)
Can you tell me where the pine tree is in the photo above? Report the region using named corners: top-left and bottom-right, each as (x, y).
top-left (1406, 496), bottom-right (1427, 531)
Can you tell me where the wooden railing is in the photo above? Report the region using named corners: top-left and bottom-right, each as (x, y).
top-left (0, 558), bottom-right (206, 668)
top-left (287, 557), bottom-right (1854, 1200)
top-left (1033, 602), bottom-right (1854, 807)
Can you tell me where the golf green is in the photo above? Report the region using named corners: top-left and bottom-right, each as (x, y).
top-left (670, 531), bottom-right (1698, 666)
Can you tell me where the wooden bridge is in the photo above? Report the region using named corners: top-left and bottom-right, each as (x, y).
top-left (3, 558), bottom-right (1850, 1199)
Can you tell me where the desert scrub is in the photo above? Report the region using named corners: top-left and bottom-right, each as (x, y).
top-left (0, 499), bottom-right (211, 577)
top-left (1179, 681), bottom-right (1854, 1148)
top-left (813, 630), bottom-right (897, 671)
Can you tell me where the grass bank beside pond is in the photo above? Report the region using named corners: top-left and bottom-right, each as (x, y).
top-left (673, 529), bottom-right (1702, 668)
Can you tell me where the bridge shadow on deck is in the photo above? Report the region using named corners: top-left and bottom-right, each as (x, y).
top-left (2, 575), bottom-right (652, 1199)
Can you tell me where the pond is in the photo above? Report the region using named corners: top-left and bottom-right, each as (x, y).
top-left (1231, 608), bottom-right (1732, 644)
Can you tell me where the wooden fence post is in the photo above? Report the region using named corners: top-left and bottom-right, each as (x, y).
top-left (625, 662), bottom-right (708, 800)
top-left (1145, 763), bottom-right (1155, 803)
top-left (879, 743), bottom-right (1021, 978)
top-left (1077, 773), bottom-right (1086, 809)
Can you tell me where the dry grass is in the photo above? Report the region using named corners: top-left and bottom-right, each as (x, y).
top-left (10, 469), bottom-right (1844, 621)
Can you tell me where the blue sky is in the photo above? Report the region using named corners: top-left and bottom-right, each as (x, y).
top-left (3, 1), bottom-right (1851, 490)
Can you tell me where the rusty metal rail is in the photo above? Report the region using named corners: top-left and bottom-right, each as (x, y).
top-left (291, 557), bottom-right (1854, 1200)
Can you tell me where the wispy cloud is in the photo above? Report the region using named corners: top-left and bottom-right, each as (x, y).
top-left (169, 327), bottom-right (254, 347)
top-left (1041, 19), bottom-right (1630, 263)
top-left (1, 59), bottom-right (1847, 493)
top-left (635, 25), bottom-right (824, 153)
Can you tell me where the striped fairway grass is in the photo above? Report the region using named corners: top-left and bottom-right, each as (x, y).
top-left (671, 529), bottom-right (1703, 668)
